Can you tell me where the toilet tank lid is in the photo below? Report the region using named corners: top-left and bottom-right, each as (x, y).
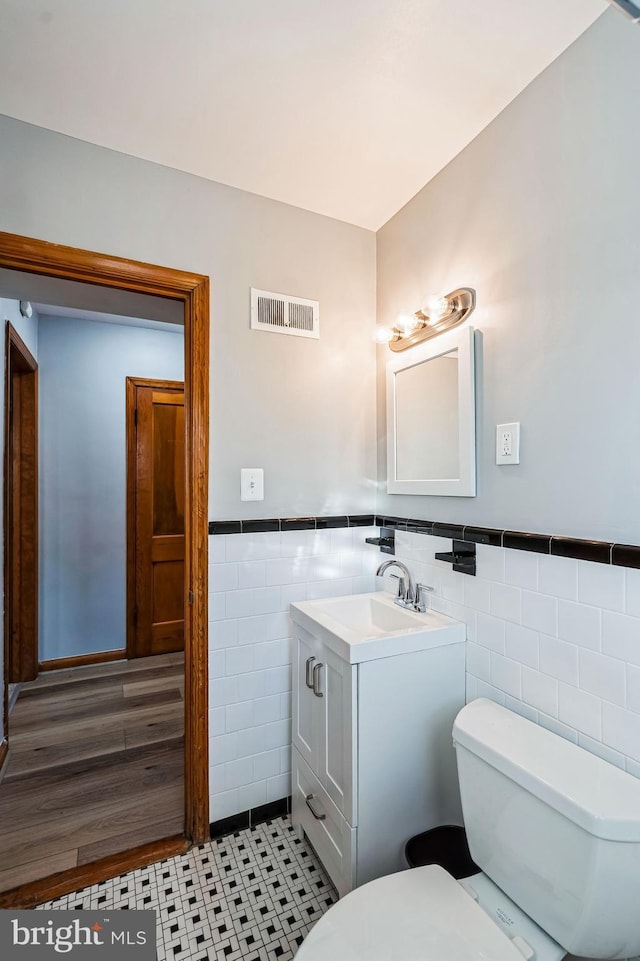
top-left (453, 699), bottom-right (640, 842)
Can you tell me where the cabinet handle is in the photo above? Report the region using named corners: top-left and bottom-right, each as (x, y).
top-left (305, 656), bottom-right (316, 689)
top-left (312, 662), bottom-right (324, 697)
top-left (305, 794), bottom-right (326, 821)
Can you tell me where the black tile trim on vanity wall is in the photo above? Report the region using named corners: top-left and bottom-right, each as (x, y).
top-left (551, 536), bottom-right (613, 565)
top-left (208, 515), bottom-right (375, 535)
top-left (503, 531), bottom-right (551, 554)
top-left (208, 512), bottom-right (638, 568)
top-left (210, 797), bottom-right (290, 840)
top-left (463, 526), bottom-right (503, 547)
top-left (612, 544), bottom-right (640, 570)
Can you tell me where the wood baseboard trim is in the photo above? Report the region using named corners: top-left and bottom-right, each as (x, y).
top-left (39, 649), bottom-right (127, 672)
top-left (0, 834), bottom-right (189, 908)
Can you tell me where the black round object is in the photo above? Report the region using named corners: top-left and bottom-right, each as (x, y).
top-left (404, 825), bottom-right (479, 879)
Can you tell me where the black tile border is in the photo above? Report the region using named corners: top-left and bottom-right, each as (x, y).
top-left (503, 532), bottom-right (551, 555)
top-left (280, 517), bottom-right (316, 531)
top-left (208, 513), bottom-right (637, 570)
top-left (316, 515), bottom-right (349, 529)
top-left (242, 518), bottom-right (280, 533)
top-left (375, 515), bottom-right (408, 530)
top-left (404, 518), bottom-right (435, 535)
top-left (210, 796), bottom-right (290, 840)
top-left (463, 526), bottom-right (503, 547)
top-left (432, 522), bottom-right (465, 539)
top-left (612, 544), bottom-right (640, 569)
top-left (208, 515), bottom-right (377, 536)
top-left (209, 811), bottom-right (249, 839)
top-left (348, 514), bottom-right (376, 527)
top-left (251, 797), bottom-right (290, 825)
top-left (208, 520), bottom-right (242, 535)
top-left (551, 536), bottom-right (613, 565)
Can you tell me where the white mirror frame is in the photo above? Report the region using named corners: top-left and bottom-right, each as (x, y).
top-left (386, 326), bottom-right (476, 497)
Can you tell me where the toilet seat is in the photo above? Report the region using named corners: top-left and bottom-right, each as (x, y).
top-left (297, 865), bottom-right (529, 961)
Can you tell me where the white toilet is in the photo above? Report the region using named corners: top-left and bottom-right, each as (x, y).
top-left (296, 698), bottom-right (640, 961)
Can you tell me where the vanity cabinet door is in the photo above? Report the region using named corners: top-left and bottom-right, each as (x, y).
top-left (292, 625), bottom-right (321, 772)
top-left (316, 646), bottom-right (357, 823)
top-left (292, 626), bottom-right (357, 823)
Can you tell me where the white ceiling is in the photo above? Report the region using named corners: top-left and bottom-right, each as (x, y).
top-left (35, 303), bottom-right (183, 333)
top-left (0, 0), bottom-right (606, 230)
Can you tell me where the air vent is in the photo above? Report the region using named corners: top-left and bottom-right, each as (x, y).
top-left (251, 288), bottom-right (319, 339)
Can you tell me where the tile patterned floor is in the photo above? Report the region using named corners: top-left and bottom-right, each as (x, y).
top-left (38, 816), bottom-right (337, 961)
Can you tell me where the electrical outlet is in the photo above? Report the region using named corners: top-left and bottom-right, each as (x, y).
top-left (496, 423), bottom-right (520, 465)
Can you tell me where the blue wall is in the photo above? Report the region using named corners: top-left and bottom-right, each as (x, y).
top-left (38, 315), bottom-right (184, 661)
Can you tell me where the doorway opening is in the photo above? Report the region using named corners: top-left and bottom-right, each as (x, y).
top-left (0, 232), bottom-right (209, 908)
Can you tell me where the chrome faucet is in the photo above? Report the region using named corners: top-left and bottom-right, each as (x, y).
top-left (375, 560), bottom-right (433, 612)
top-left (376, 559), bottom-right (415, 608)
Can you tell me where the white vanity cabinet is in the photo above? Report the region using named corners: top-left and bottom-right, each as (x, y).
top-left (290, 592), bottom-right (466, 898)
top-left (293, 627), bottom-right (356, 819)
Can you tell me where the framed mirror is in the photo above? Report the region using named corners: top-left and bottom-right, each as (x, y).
top-left (386, 326), bottom-right (476, 496)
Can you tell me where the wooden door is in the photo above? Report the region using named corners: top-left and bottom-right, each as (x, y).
top-left (4, 323), bottom-right (38, 688)
top-left (127, 378), bottom-right (185, 658)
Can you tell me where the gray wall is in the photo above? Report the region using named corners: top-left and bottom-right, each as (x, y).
top-left (38, 315), bottom-right (183, 661)
top-left (0, 115), bottom-right (378, 521)
top-left (0, 298), bottom-right (38, 741)
top-left (376, 10), bottom-right (640, 543)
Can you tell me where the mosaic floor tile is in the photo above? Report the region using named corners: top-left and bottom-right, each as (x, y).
top-left (38, 816), bottom-right (337, 961)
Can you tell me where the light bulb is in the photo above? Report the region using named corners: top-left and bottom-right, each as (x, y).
top-left (395, 312), bottom-right (419, 335)
top-left (423, 293), bottom-right (450, 323)
top-left (374, 326), bottom-right (394, 344)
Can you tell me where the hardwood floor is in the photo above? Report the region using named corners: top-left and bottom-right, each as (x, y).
top-left (0, 652), bottom-right (184, 893)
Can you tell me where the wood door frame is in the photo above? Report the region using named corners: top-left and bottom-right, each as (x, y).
top-left (3, 322), bottom-right (38, 746)
top-left (126, 376), bottom-right (185, 659)
top-left (0, 231), bottom-right (209, 908)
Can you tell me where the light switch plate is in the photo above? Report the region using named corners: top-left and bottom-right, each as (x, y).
top-left (496, 423), bottom-right (520, 465)
top-left (241, 468), bottom-right (264, 501)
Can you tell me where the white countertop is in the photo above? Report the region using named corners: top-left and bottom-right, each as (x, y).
top-left (290, 591), bottom-right (465, 664)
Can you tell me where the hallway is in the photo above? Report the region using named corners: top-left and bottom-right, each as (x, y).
top-left (0, 652), bottom-right (184, 893)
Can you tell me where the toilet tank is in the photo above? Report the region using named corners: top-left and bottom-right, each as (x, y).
top-left (453, 699), bottom-right (640, 960)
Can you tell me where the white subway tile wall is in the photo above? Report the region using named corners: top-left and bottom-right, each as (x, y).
top-left (394, 530), bottom-right (640, 779)
top-left (207, 526), bottom-right (380, 821)
top-left (208, 525), bottom-right (640, 823)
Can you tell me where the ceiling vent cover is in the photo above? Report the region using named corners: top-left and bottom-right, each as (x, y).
top-left (251, 288), bottom-right (319, 339)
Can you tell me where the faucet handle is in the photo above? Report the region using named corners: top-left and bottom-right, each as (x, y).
top-left (414, 583), bottom-right (434, 612)
top-left (389, 573), bottom-right (407, 600)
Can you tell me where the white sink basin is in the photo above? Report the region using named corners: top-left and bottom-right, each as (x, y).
top-left (290, 591), bottom-right (465, 664)
top-left (311, 593), bottom-right (430, 635)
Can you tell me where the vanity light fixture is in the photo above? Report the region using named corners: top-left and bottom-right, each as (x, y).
top-left (377, 287), bottom-right (476, 352)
